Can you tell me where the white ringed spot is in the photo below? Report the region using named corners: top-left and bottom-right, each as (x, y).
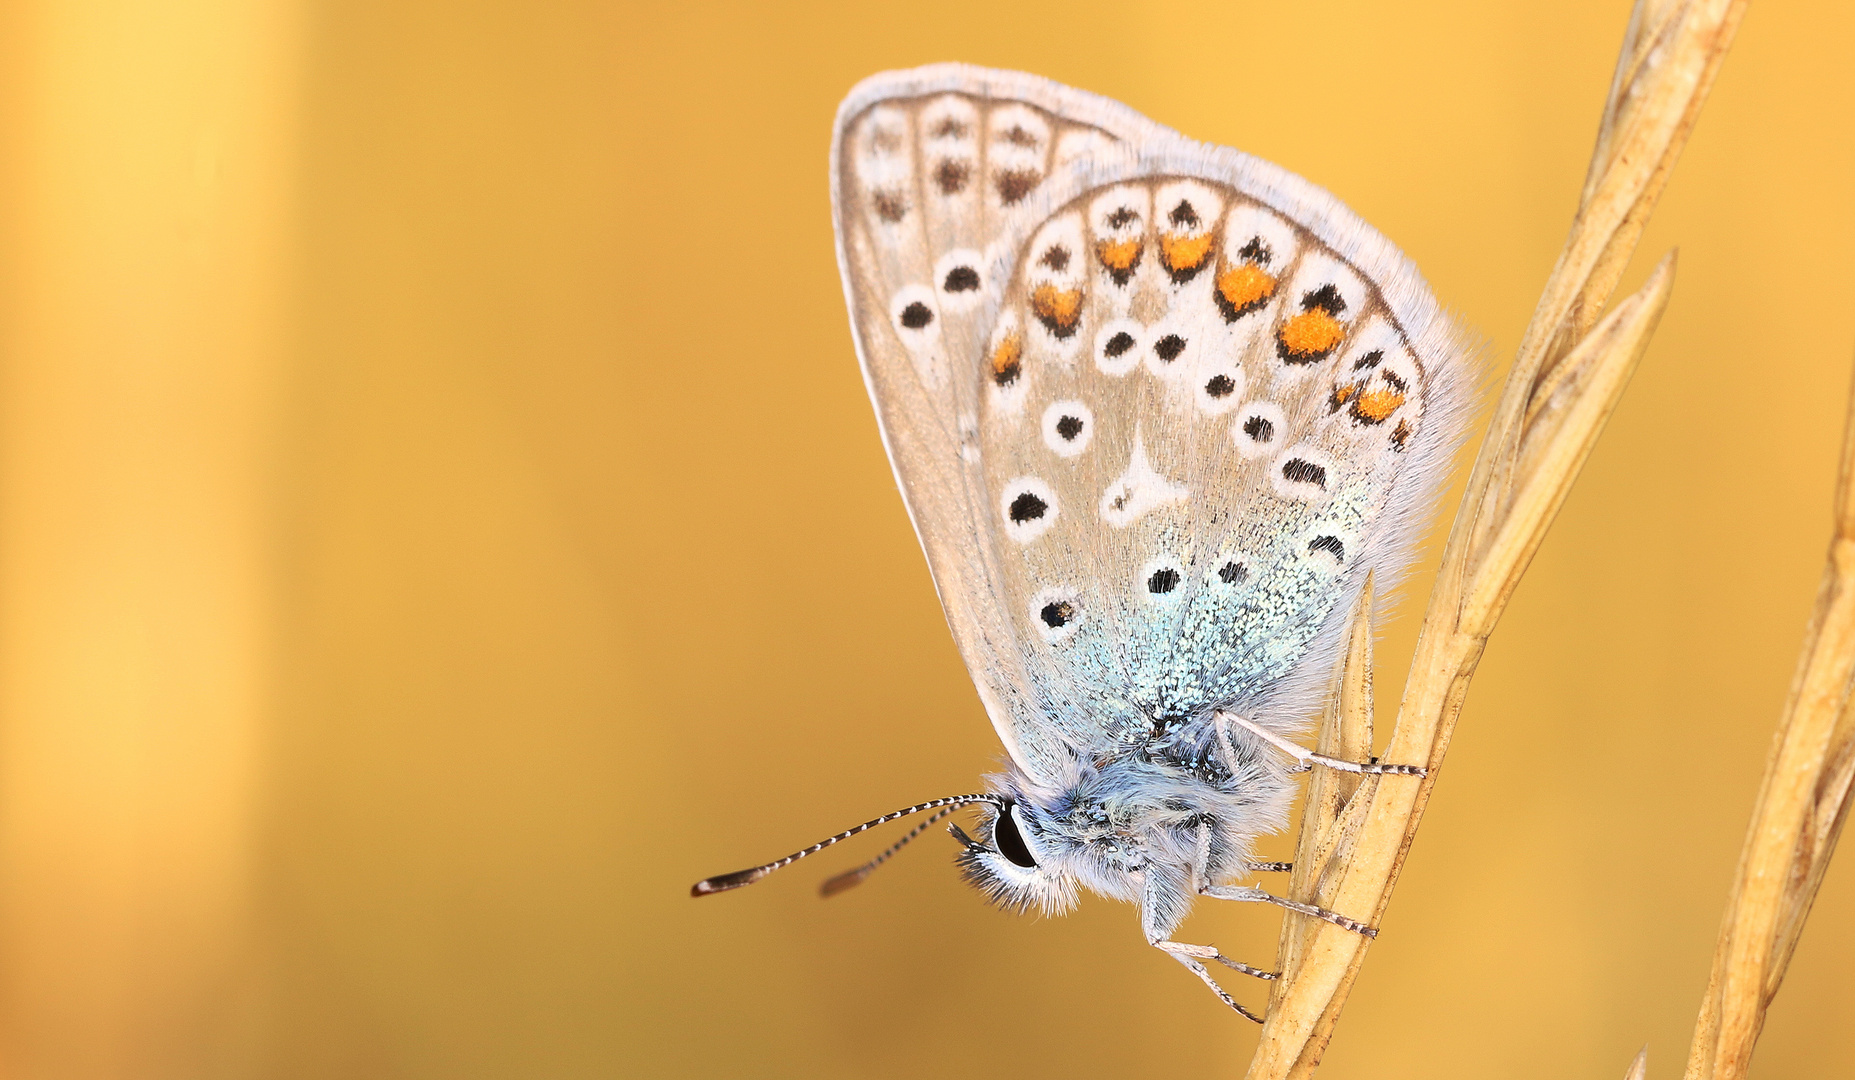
top-left (889, 284), bottom-right (939, 349)
top-left (1272, 445), bottom-right (1336, 502)
top-left (1000, 477), bottom-right (1058, 544)
top-left (1094, 318), bottom-right (1144, 377)
top-left (1303, 530), bottom-right (1351, 574)
top-left (1232, 401), bottom-right (1285, 459)
top-left (1196, 364), bottom-right (1246, 416)
top-left (1041, 400), bottom-right (1095, 458)
top-left (933, 249), bottom-right (987, 313)
top-left (1143, 318), bottom-right (1191, 378)
top-left (1030, 587), bottom-right (1084, 643)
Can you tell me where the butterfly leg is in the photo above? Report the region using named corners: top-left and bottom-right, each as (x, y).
top-left (1184, 819), bottom-right (1287, 879)
top-left (1215, 711), bottom-right (1426, 777)
top-left (1152, 941), bottom-right (1270, 1023)
top-left (1201, 883), bottom-right (1378, 938)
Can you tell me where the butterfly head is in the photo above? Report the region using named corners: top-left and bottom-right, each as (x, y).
top-left (950, 793), bottom-right (1082, 917)
top-left (953, 737), bottom-right (1293, 931)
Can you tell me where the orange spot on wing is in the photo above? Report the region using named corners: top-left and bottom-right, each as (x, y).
top-left (1351, 386), bottom-right (1406, 424)
top-left (1278, 310), bottom-right (1345, 360)
top-left (1216, 263), bottom-right (1277, 315)
top-left (1097, 238), bottom-right (1141, 273)
top-left (990, 333), bottom-right (1023, 385)
top-left (1160, 233), bottom-right (1213, 274)
top-left (1030, 285), bottom-right (1083, 337)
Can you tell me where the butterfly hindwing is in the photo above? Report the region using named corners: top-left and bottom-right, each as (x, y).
top-left (832, 66), bottom-right (1469, 785)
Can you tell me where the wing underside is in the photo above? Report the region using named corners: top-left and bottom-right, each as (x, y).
top-left (831, 66), bottom-right (1469, 785)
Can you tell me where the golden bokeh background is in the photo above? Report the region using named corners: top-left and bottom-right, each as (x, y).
top-left (0, 0), bottom-right (1850, 1077)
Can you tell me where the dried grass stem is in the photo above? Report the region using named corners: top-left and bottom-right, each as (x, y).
top-left (1680, 370), bottom-right (1855, 1080)
top-left (1245, 2), bottom-right (1746, 1076)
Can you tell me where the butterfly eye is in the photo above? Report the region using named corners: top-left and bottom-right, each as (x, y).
top-left (994, 803), bottom-right (1038, 869)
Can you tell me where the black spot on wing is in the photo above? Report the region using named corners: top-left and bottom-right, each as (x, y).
top-left (1009, 492), bottom-right (1047, 523)
top-left (943, 266), bottom-right (979, 293)
top-left (899, 302), bottom-right (933, 329)
top-left (1302, 283), bottom-right (1346, 315)
top-left (934, 158), bottom-right (971, 195)
top-left (1147, 568), bottom-right (1180, 594)
top-left (1282, 458), bottom-right (1327, 489)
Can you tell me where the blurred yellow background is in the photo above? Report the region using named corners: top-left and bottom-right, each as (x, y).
top-left (0, 0), bottom-right (1850, 1077)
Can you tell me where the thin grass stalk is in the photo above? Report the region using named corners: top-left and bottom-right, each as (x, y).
top-left (1271, 576), bottom-right (1377, 997)
top-left (1245, 2), bottom-right (1744, 1075)
top-left (1681, 368), bottom-right (1855, 1080)
top-left (1249, 260), bottom-right (1673, 1080)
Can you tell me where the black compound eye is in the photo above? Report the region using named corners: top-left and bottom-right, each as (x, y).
top-left (993, 802), bottom-right (1038, 868)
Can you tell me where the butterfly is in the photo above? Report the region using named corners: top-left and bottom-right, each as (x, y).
top-left (693, 64), bottom-right (1472, 1022)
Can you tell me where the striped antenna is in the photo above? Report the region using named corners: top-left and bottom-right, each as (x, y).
top-left (690, 794), bottom-right (1000, 897)
top-left (818, 803), bottom-right (961, 897)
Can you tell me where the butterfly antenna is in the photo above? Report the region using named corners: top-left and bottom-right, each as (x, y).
top-left (818, 803), bottom-right (961, 897)
top-left (690, 794), bottom-right (1001, 897)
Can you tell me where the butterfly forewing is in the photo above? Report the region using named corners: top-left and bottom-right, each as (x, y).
top-left (832, 66), bottom-right (1467, 785)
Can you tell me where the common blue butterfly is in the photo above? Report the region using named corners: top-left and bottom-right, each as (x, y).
top-left (693, 65), bottom-right (1471, 1021)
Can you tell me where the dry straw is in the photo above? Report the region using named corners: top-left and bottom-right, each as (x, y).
top-left (1679, 301), bottom-right (1855, 1076)
top-left (1246, 1), bottom-right (1753, 1077)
